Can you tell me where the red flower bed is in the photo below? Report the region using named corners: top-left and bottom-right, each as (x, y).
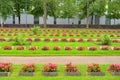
top-left (0, 38), bottom-right (6, 41)
top-left (69, 38), bottom-right (76, 42)
top-left (4, 46), bottom-right (13, 50)
top-left (41, 46), bottom-right (50, 50)
top-left (0, 62), bottom-right (13, 72)
top-left (88, 46), bottom-right (97, 51)
top-left (62, 33), bottom-right (67, 36)
top-left (14, 33), bottom-right (18, 36)
top-left (65, 62), bottom-right (79, 72)
top-left (113, 39), bottom-right (119, 43)
top-left (78, 38), bottom-right (84, 42)
top-left (69, 34), bottom-right (74, 36)
top-left (61, 38), bottom-right (68, 42)
top-left (34, 38), bottom-right (41, 42)
top-left (101, 46), bottom-right (109, 50)
top-left (55, 34), bottom-right (60, 36)
top-left (29, 46), bottom-right (37, 50)
top-left (108, 64), bottom-right (120, 72)
top-left (87, 38), bottom-right (94, 42)
top-left (53, 46), bottom-right (61, 50)
top-left (113, 46), bottom-right (120, 50)
top-left (7, 34), bottom-right (12, 36)
top-left (17, 46), bottom-right (25, 50)
top-left (20, 63), bottom-right (36, 72)
top-left (52, 38), bottom-right (59, 42)
top-left (96, 38), bottom-right (101, 42)
top-left (44, 38), bottom-right (50, 42)
top-left (76, 46), bottom-right (85, 51)
top-left (65, 46), bottom-right (72, 50)
top-left (42, 63), bottom-right (58, 72)
top-left (8, 38), bottom-right (14, 42)
top-left (26, 38), bottom-right (33, 42)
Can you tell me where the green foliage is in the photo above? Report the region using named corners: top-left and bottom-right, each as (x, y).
top-left (107, 0), bottom-right (120, 19)
top-left (13, 37), bottom-right (31, 45)
top-left (0, 0), bottom-right (13, 20)
top-left (32, 26), bottom-right (40, 35)
top-left (101, 35), bottom-right (111, 45)
top-left (30, 0), bottom-right (44, 17)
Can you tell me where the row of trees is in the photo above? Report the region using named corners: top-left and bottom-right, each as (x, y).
top-left (0, 0), bottom-right (120, 28)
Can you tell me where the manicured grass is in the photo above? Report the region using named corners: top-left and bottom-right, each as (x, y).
top-left (0, 28), bottom-right (120, 56)
top-left (0, 65), bottom-right (120, 80)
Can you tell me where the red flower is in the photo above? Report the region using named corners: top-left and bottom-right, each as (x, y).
top-left (0, 62), bottom-right (13, 72)
top-left (89, 46), bottom-right (97, 51)
top-left (52, 38), bottom-right (59, 42)
top-left (65, 46), bottom-right (72, 50)
top-left (44, 38), bottom-right (50, 42)
top-left (69, 38), bottom-right (76, 42)
top-left (29, 46), bottom-right (37, 50)
top-left (87, 63), bottom-right (101, 72)
top-left (34, 38), bottom-right (41, 42)
top-left (108, 64), bottom-right (120, 72)
top-left (76, 46), bottom-right (85, 50)
top-left (113, 46), bottom-right (120, 50)
top-left (26, 38), bottom-right (33, 42)
top-left (43, 63), bottom-right (58, 72)
top-left (101, 46), bottom-right (109, 50)
top-left (53, 46), bottom-right (61, 50)
top-left (78, 38), bottom-right (84, 42)
top-left (41, 46), bottom-right (50, 50)
top-left (17, 46), bottom-right (25, 50)
top-left (4, 46), bottom-right (12, 50)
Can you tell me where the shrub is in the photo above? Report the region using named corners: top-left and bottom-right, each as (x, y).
top-left (52, 38), bottom-right (59, 42)
top-left (42, 63), bottom-right (58, 72)
top-left (65, 62), bottom-right (79, 72)
top-left (13, 37), bottom-right (31, 45)
top-left (101, 35), bottom-right (111, 45)
top-left (69, 38), bottom-right (76, 42)
top-left (31, 26), bottom-right (40, 35)
top-left (0, 62), bottom-right (13, 72)
top-left (34, 38), bottom-right (41, 42)
top-left (55, 34), bottom-right (60, 36)
top-left (113, 46), bottom-right (120, 50)
top-left (69, 34), bottom-right (74, 36)
top-left (108, 64), bottom-right (120, 72)
top-left (17, 46), bottom-right (25, 50)
top-left (101, 46), bottom-right (109, 50)
top-left (87, 63), bottom-right (101, 72)
top-left (88, 46), bottom-right (97, 51)
top-left (76, 46), bottom-right (85, 51)
top-left (41, 46), bottom-right (50, 50)
top-left (78, 38), bottom-right (84, 42)
top-left (20, 63), bottom-right (36, 72)
top-left (44, 38), bottom-right (50, 42)
top-left (61, 38), bottom-right (68, 42)
top-left (4, 46), bottom-right (13, 50)
top-left (65, 46), bottom-right (72, 50)
top-left (53, 46), bottom-right (61, 50)
top-left (29, 46), bottom-right (37, 50)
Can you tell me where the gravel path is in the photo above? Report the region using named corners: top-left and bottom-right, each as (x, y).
top-left (0, 56), bottom-right (120, 64)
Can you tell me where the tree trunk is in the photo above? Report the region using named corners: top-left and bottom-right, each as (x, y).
top-left (68, 18), bottom-right (70, 24)
top-left (95, 15), bottom-right (100, 25)
top-left (13, 14), bottom-right (15, 24)
top-left (43, 0), bottom-right (47, 28)
top-left (54, 18), bottom-right (56, 24)
top-left (114, 19), bottom-right (115, 25)
top-left (91, 16), bottom-right (93, 24)
top-left (0, 17), bottom-right (3, 28)
top-left (86, 1), bottom-right (89, 29)
top-left (18, 16), bottom-right (20, 24)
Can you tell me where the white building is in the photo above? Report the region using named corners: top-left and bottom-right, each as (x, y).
top-left (1, 14), bottom-right (120, 25)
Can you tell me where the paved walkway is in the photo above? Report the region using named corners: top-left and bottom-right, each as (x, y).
top-left (0, 56), bottom-right (120, 64)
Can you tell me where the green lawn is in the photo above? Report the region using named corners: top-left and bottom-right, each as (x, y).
top-left (0, 65), bottom-right (120, 80)
top-left (0, 28), bottom-right (120, 56)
